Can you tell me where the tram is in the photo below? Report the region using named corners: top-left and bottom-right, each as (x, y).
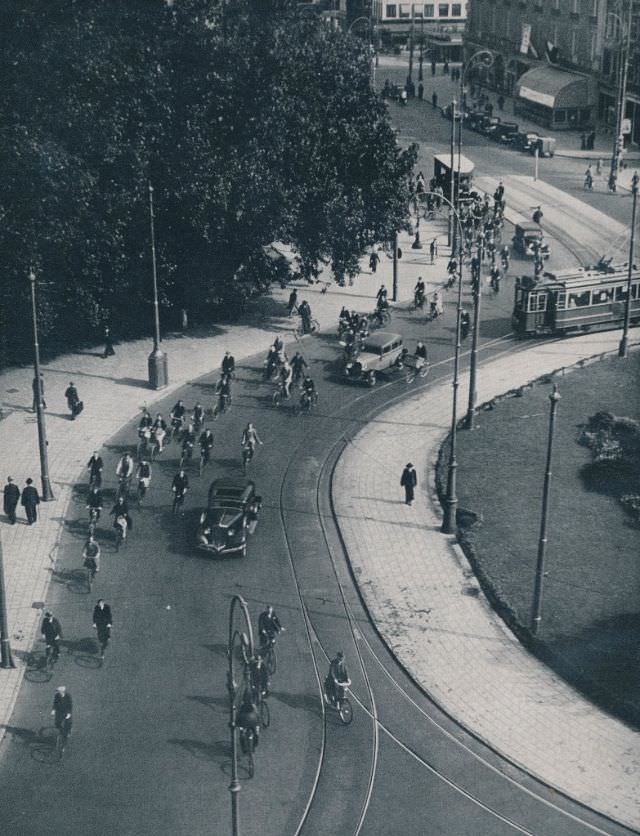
top-left (512, 262), bottom-right (640, 337)
top-left (433, 152), bottom-right (474, 202)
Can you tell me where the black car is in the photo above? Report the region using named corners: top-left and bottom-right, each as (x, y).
top-left (495, 122), bottom-right (519, 144)
top-left (513, 131), bottom-right (540, 152)
top-left (196, 477), bottom-right (262, 557)
top-left (477, 116), bottom-right (502, 137)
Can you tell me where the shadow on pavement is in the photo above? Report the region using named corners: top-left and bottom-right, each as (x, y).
top-left (168, 737), bottom-right (228, 763)
top-left (114, 377), bottom-right (149, 388)
top-left (202, 642), bottom-right (228, 659)
top-left (186, 694), bottom-right (227, 711)
top-left (270, 690), bottom-right (321, 716)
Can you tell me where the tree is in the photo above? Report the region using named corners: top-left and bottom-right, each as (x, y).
top-left (0, 0), bottom-right (415, 364)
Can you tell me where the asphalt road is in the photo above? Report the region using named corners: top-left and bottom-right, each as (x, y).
top-left (0, 291), bottom-right (635, 835)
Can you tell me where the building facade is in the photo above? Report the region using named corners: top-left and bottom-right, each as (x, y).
top-left (464, 0), bottom-right (639, 139)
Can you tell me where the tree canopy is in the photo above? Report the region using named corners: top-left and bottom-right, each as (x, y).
top-left (0, 0), bottom-right (415, 364)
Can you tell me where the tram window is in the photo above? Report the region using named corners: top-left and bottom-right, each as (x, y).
top-left (633, 284), bottom-right (639, 299)
top-left (556, 292), bottom-right (566, 309)
top-left (615, 286), bottom-right (627, 301)
top-left (567, 290), bottom-right (591, 308)
top-left (528, 293), bottom-right (546, 312)
top-left (592, 287), bottom-right (613, 304)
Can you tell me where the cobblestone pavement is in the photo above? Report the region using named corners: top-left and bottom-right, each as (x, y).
top-left (333, 330), bottom-right (640, 832)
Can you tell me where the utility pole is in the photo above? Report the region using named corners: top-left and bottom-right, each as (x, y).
top-left (609, 1), bottom-right (632, 187)
top-left (448, 99), bottom-right (457, 248)
top-left (147, 183), bottom-right (169, 389)
top-left (0, 537), bottom-right (15, 669)
top-left (28, 270), bottom-right (54, 502)
top-left (465, 234), bottom-right (483, 429)
top-left (408, 4), bottom-right (415, 84)
top-left (392, 233), bottom-right (399, 301)
top-left (618, 171), bottom-right (638, 357)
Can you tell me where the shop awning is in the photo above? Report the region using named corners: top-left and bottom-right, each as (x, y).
top-left (515, 65), bottom-right (597, 109)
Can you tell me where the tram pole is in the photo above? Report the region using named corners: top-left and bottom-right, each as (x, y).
top-left (392, 232), bottom-right (399, 302)
top-left (531, 385), bottom-right (561, 636)
top-left (448, 99), bottom-right (457, 249)
top-left (464, 233), bottom-right (483, 429)
top-left (618, 171), bottom-right (638, 358)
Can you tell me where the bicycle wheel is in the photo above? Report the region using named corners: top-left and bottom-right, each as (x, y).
top-left (272, 390), bottom-right (282, 407)
top-left (199, 453), bottom-right (205, 476)
top-left (264, 644), bottom-right (276, 676)
top-left (338, 697), bottom-right (353, 725)
top-left (405, 370), bottom-right (415, 385)
top-left (310, 319), bottom-right (320, 334)
top-left (247, 746), bottom-right (255, 779)
top-left (380, 310), bottom-right (391, 325)
top-left (115, 527), bottom-right (123, 551)
top-left (418, 364), bottom-right (430, 379)
top-left (259, 699), bottom-right (270, 729)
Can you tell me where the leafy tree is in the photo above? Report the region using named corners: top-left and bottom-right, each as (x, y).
top-left (0, 0), bottom-right (415, 365)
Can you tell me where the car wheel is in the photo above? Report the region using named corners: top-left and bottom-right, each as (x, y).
top-left (366, 371), bottom-right (376, 387)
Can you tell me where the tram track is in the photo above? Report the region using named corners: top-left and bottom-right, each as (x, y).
top-left (269, 324), bottom-right (631, 835)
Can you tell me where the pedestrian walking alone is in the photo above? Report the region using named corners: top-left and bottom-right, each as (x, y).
top-left (3, 476), bottom-right (20, 524)
top-left (429, 238), bottom-right (437, 264)
top-left (102, 326), bottom-right (115, 358)
top-left (369, 250), bottom-right (381, 273)
top-left (52, 686), bottom-right (72, 733)
top-left (93, 599), bottom-right (113, 658)
top-left (64, 382), bottom-right (82, 419)
top-left (401, 463), bottom-right (417, 506)
top-left (32, 374), bottom-right (46, 412)
top-left (286, 288), bottom-right (298, 317)
top-left (21, 478), bottom-right (40, 525)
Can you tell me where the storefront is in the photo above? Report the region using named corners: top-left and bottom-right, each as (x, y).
top-left (514, 66), bottom-right (597, 130)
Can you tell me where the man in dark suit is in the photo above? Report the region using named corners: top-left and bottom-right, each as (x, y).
top-left (93, 599), bottom-right (113, 658)
top-left (3, 476), bottom-right (20, 524)
top-left (52, 686), bottom-right (72, 733)
top-left (400, 463), bottom-right (417, 506)
top-left (21, 478), bottom-right (40, 524)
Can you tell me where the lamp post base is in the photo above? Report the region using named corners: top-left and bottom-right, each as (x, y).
top-left (148, 348), bottom-right (169, 390)
top-left (41, 475), bottom-right (55, 502)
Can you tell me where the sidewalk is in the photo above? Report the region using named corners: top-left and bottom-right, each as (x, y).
top-left (333, 329), bottom-right (640, 831)
top-left (0, 222), bottom-right (445, 745)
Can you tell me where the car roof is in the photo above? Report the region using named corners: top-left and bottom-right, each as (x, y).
top-left (362, 331), bottom-right (403, 349)
top-left (209, 477), bottom-right (255, 497)
top-left (516, 221), bottom-right (543, 233)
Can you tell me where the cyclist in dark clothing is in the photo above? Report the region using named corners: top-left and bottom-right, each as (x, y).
top-left (221, 352), bottom-right (235, 376)
top-left (41, 612), bottom-right (62, 661)
top-left (172, 470), bottom-right (189, 513)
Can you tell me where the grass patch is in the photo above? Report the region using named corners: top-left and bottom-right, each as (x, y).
top-left (437, 351), bottom-right (640, 728)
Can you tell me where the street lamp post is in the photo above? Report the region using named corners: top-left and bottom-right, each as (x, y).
top-left (147, 183), bottom-right (169, 390)
top-left (28, 270), bottom-right (54, 502)
top-left (531, 385), bottom-right (561, 636)
top-left (0, 537), bottom-right (15, 669)
top-left (392, 232), bottom-right (399, 301)
top-left (608, 3), bottom-right (632, 187)
top-left (464, 233), bottom-right (484, 429)
top-left (407, 4), bottom-right (415, 85)
top-left (619, 171), bottom-right (639, 357)
top-left (227, 595), bottom-right (255, 836)
top-left (418, 14), bottom-right (424, 82)
top-left (448, 99), bottom-right (458, 248)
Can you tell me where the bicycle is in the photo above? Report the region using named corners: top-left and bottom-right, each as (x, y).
top-left (404, 358), bottom-right (430, 385)
top-left (199, 445), bottom-right (212, 476)
top-left (241, 442), bottom-right (255, 474)
top-left (87, 507), bottom-right (100, 537)
top-left (116, 475), bottom-right (131, 502)
top-left (55, 717), bottom-right (72, 759)
top-left (137, 429), bottom-right (159, 461)
top-left (136, 476), bottom-right (150, 505)
top-left (295, 317), bottom-right (320, 338)
top-left (179, 442), bottom-right (194, 469)
top-left (258, 636), bottom-right (277, 676)
top-left (172, 490), bottom-right (186, 514)
top-left (114, 516), bottom-right (128, 551)
top-left (295, 389), bottom-right (318, 417)
top-left (88, 470), bottom-right (102, 489)
top-left (44, 641), bottom-right (60, 670)
top-left (272, 381), bottom-right (289, 408)
top-left (323, 680), bottom-right (353, 725)
top-left (238, 726), bottom-right (256, 778)
top-left (213, 393), bottom-right (231, 419)
top-left (409, 295), bottom-right (426, 313)
top-left (84, 556), bottom-right (98, 591)
top-left (369, 308), bottom-right (391, 328)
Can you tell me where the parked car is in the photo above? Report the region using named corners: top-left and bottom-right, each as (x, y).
top-left (464, 111), bottom-right (486, 132)
top-left (531, 136), bottom-right (556, 157)
top-left (344, 331), bottom-right (404, 386)
top-left (513, 131), bottom-right (540, 152)
top-left (196, 477), bottom-right (262, 557)
top-left (495, 122), bottom-right (520, 144)
top-left (477, 116), bottom-right (502, 136)
top-left (512, 222), bottom-right (551, 259)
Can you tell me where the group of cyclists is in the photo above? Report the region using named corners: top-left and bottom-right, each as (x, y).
top-left (265, 337), bottom-right (318, 412)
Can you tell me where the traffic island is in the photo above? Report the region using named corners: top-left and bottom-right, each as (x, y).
top-left (436, 349), bottom-right (640, 730)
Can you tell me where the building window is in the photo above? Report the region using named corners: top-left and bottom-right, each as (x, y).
top-left (452, 2), bottom-right (462, 14)
top-left (386, 3), bottom-right (398, 15)
top-left (399, 3), bottom-right (411, 16)
top-left (438, 3), bottom-right (449, 15)
top-left (424, 3), bottom-right (434, 14)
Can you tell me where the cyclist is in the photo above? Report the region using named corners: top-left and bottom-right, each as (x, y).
top-left (290, 351), bottom-right (308, 384)
top-left (52, 686), bottom-right (72, 736)
top-left (116, 452), bottom-right (135, 483)
top-left (460, 310), bottom-right (471, 340)
top-left (152, 414), bottom-right (167, 452)
top-left (272, 335), bottom-right (284, 356)
top-left (172, 469), bottom-right (189, 513)
top-left (41, 611), bottom-right (62, 662)
top-left (584, 166), bottom-right (593, 191)
top-left (414, 277), bottom-right (426, 308)
top-left (82, 535), bottom-right (101, 578)
top-left (298, 299), bottom-right (312, 334)
top-left (415, 341), bottom-right (428, 362)
top-left (87, 451), bottom-right (103, 487)
top-left (180, 422), bottom-right (196, 463)
top-left (490, 265), bottom-right (501, 293)
top-left (236, 691), bottom-right (260, 750)
top-left (429, 291), bottom-right (443, 320)
top-left (279, 359), bottom-right (293, 399)
top-left (86, 486), bottom-right (103, 522)
top-left (139, 409), bottom-right (153, 433)
top-left (258, 604), bottom-right (283, 647)
top-left (301, 375), bottom-right (316, 410)
top-left (170, 400), bottom-right (187, 437)
top-left (110, 497), bottom-right (131, 539)
top-left (221, 351), bottom-right (236, 377)
top-left (241, 422), bottom-right (262, 452)
top-left (192, 401), bottom-right (205, 431)
top-left (376, 284), bottom-right (388, 307)
top-left (500, 245), bottom-right (510, 272)
top-left (215, 373), bottom-right (232, 414)
top-left (264, 344), bottom-right (281, 380)
top-left (199, 427), bottom-right (215, 465)
top-left (136, 459), bottom-right (152, 499)
top-left (64, 381), bottom-right (81, 419)
top-left (249, 653), bottom-right (270, 699)
top-left (338, 306), bottom-right (351, 334)
top-left (325, 650), bottom-right (350, 706)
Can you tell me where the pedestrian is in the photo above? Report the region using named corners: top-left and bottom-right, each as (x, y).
top-left (400, 88), bottom-right (408, 106)
top-left (21, 478), bottom-right (40, 525)
top-left (431, 91), bottom-right (438, 109)
top-left (3, 476), bottom-right (20, 524)
top-left (32, 374), bottom-right (46, 413)
top-left (431, 59), bottom-right (436, 76)
top-left (580, 133), bottom-right (586, 150)
top-left (52, 686), bottom-right (72, 733)
top-left (64, 381), bottom-right (82, 419)
top-left (92, 599), bottom-right (113, 658)
top-left (87, 451), bottom-right (104, 487)
top-left (429, 238), bottom-right (437, 264)
top-left (286, 288), bottom-right (298, 317)
top-left (418, 81), bottom-right (424, 100)
top-left (588, 129), bottom-right (596, 150)
top-left (400, 463), bottom-right (417, 506)
top-left (369, 250), bottom-right (381, 273)
top-left (102, 326), bottom-right (115, 358)
top-left (608, 172), bottom-right (617, 193)
top-left (497, 94), bottom-right (505, 111)
top-left (443, 59), bottom-right (449, 75)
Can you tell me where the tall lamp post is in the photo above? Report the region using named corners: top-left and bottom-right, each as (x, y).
top-left (464, 232), bottom-right (484, 429)
top-left (407, 4), bottom-right (415, 85)
top-left (619, 171), bottom-right (638, 357)
top-left (147, 183), bottom-right (169, 389)
top-left (608, 2), bottom-right (632, 187)
top-left (28, 270), bottom-right (54, 502)
top-left (227, 595), bottom-right (255, 836)
top-left (0, 537), bottom-right (15, 668)
top-left (531, 385), bottom-right (561, 635)
top-left (418, 13), bottom-right (424, 82)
